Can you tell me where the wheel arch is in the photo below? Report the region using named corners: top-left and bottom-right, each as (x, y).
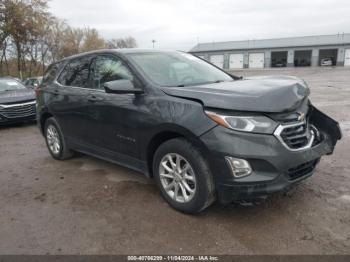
top-left (144, 125), bottom-right (211, 178)
top-left (39, 111), bottom-right (53, 135)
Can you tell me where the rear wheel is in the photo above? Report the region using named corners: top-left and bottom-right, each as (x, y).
top-left (153, 138), bottom-right (215, 214)
top-left (44, 117), bottom-right (74, 160)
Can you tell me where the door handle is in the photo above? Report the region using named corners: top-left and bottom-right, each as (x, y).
top-left (87, 95), bottom-right (104, 102)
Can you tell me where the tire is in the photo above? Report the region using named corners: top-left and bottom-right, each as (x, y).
top-left (153, 138), bottom-right (215, 214)
top-left (44, 117), bottom-right (74, 160)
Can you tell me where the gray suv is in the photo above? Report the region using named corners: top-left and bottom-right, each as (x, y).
top-left (36, 49), bottom-right (342, 213)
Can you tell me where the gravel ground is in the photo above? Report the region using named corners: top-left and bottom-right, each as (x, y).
top-left (0, 67), bottom-right (349, 255)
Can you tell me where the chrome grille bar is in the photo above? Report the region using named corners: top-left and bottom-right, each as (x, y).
top-left (274, 121), bottom-right (315, 151)
top-left (0, 100), bottom-right (36, 119)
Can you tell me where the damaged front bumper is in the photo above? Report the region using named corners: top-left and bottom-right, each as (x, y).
top-left (200, 105), bottom-right (342, 204)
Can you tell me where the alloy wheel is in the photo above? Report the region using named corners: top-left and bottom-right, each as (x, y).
top-left (159, 153), bottom-right (196, 203)
top-left (46, 125), bottom-right (61, 155)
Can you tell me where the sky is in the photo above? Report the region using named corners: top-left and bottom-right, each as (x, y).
top-left (49, 0), bottom-right (350, 51)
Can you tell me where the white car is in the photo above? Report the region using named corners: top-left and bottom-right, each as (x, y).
top-left (321, 58), bottom-right (333, 66)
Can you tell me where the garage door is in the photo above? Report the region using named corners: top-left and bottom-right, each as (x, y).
top-left (229, 54), bottom-right (244, 69)
top-left (210, 55), bottom-right (224, 68)
top-left (249, 53), bottom-right (265, 68)
top-left (345, 49), bottom-right (350, 66)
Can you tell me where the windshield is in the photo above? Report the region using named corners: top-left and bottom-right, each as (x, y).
top-left (126, 52), bottom-right (233, 87)
top-left (0, 79), bottom-right (27, 92)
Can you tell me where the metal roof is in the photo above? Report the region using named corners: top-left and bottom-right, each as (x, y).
top-left (190, 34), bottom-right (350, 52)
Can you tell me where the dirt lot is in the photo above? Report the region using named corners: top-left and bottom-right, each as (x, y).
top-left (0, 67), bottom-right (349, 255)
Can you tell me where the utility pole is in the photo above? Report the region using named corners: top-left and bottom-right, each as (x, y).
top-left (152, 39), bottom-right (156, 48)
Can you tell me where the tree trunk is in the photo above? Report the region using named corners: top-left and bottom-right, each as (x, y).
top-left (0, 54), bottom-right (3, 75)
top-left (4, 52), bottom-right (9, 75)
top-left (16, 42), bottom-right (22, 79)
top-left (0, 41), bottom-right (8, 76)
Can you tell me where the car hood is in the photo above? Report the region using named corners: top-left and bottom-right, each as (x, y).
top-left (0, 88), bottom-right (35, 104)
top-left (161, 75), bottom-right (310, 113)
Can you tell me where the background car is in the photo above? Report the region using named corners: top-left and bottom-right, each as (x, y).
top-left (274, 61), bottom-right (287, 67)
top-left (24, 76), bottom-right (43, 89)
top-left (2, 76), bottom-right (22, 82)
top-left (320, 58), bottom-right (333, 66)
top-left (0, 77), bottom-right (36, 125)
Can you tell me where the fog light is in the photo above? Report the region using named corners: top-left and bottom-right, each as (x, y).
top-left (225, 157), bottom-right (252, 178)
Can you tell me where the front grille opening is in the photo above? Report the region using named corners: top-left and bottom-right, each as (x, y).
top-left (0, 103), bottom-right (36, 119)
top-left (280, 123), bottom-right (310, 149)
top-left (287, 159), bottom-right (319, 181)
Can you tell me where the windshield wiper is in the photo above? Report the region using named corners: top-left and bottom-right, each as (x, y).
top-left (173, 80), bottom-right (225, 87)
top-left (169, 80), bottom-right (228, 88)
top-left (229, 73), bottom-right (243, 80)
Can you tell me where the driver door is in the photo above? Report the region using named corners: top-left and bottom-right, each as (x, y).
top-left (84, 54), bottom-right (142, 161)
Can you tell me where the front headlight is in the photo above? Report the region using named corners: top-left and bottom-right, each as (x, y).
top-left (205, 111), bottom-right (278, 134)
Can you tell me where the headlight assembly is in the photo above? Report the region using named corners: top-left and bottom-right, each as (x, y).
top-left (205, 111), bottom-right (278, 134)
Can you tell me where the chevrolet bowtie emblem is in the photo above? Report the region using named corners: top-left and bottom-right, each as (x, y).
top-left (298, 112), bottom-right (306, 121)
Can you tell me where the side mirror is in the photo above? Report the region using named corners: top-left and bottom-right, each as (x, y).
top-left (103, 80), bottom-right (144, 94)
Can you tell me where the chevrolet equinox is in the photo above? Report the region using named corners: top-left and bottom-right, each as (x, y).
top-left (37, 49), bottom-right (342, 213)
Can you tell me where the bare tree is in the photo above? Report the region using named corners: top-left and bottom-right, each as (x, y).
top-left (44, 17), bottom-right (69, 62)
top-left (106, 36), bottom-right (137, 49)
top-left (2, 0), bottom-right (49, 78)
top-left (81, 27), bottom-right (106, 52)
top-left (0, 0), bottom-right (138, 78)
top-left (0, 1), bottom-right (10, 74)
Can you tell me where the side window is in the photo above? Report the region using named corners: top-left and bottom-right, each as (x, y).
top-left (92, 55), bottom-right (134, 89)
top-left (42, 62), bottom-right (61, 85)
top-left (57, 56), bottom-right (92, 88)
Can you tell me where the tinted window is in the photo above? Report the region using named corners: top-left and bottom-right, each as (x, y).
top-left (92, 55), bottom-right (134, 89)
top-left (42, 63), bottom-right (61, 85)
top-left (58, 57), bottom-right (92, 87)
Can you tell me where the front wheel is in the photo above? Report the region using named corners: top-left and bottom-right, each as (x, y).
top-left (153, 138), bottom-right (215, 214)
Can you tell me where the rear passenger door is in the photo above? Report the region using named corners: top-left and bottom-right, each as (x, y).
top-left (52, 56), bottom-right (94, 145)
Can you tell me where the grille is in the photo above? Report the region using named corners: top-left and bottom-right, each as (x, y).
top-left (281, 122), bottom-right (310, 149)
top-left (288, 159), bottom-right (319, 180)
top-left (0, 101), bottom-right (36, 119)
top-left (1, 99), bottom-right (35, 106)
top-left (275, 121), bottom-right (314, 151)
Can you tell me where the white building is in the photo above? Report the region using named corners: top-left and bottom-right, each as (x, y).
top-left (189, 34), bottom-right (350, 69)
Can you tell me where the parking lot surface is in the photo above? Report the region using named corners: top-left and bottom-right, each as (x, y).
top-left (0, 67), bottom-right (349, 255)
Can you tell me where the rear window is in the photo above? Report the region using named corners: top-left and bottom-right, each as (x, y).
top-left (57, 57), bottom-right (92, 88)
